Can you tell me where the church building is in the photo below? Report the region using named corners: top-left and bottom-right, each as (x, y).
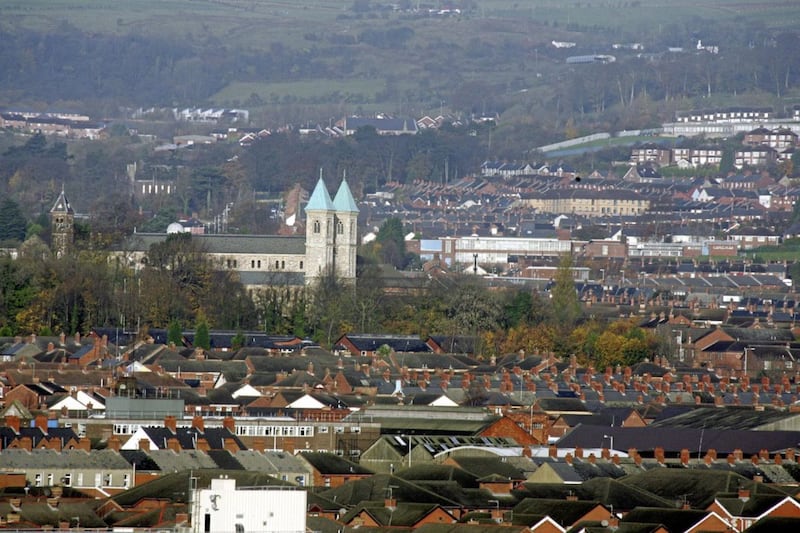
top-left (114, 178), bottom-right (359, 292)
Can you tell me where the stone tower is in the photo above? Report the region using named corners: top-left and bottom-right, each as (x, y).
top-left (304, 177), bottom-right (336, 283)
top-left (50, 186), bottom-right (74, 257)
top-left (304, 177), bottom-right (359, 285)
top-left (332, 178), bottom-right (359, 281)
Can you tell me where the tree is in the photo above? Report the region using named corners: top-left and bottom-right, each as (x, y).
top-left (549, 254), bottom-right (582, 329)
top-left (0, 198), bottom-right (28, 243)
top-left (502, 289), bottom-right (548, 328)
top-left (231, 330), bottom-right (246, 350)
top-left (194, 316), bottom-right (210, 350)
top-left (718, 147), bottom-right (735, 175)
top-left (307, 270), bottom-right (350, 347)
top-left (447, 279), bottom-right (501, 339)
top-left (167, 319), bottom-right (183, 346)
top-left (374, 218), bottom-right (408, 269)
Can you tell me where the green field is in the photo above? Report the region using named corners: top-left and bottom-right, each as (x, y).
top-left (2, 0), bottom-right (799, 41)
top-left (3, 0), bottom-right (800, 136)
top-left (211, 79), bottom-right (386, 106)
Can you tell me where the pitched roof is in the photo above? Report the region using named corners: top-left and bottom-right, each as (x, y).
top-left (305, 177), bottom-right (334, 212)
top-left (298, 451), bottom-right (374, 475)
top-left (333, 179), bottom-right (359, 213)
top-left (556, 424), bottom-right (800, 456)
top-left (50, 187), bottom-right (74, 214)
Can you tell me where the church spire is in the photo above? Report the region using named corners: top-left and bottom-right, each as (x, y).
top-left (305, 176), bottom-right (334, 212)
top-left (333, 178), bottom-right (359, 213)
top-left (50, 184), bottom-right (74, 215)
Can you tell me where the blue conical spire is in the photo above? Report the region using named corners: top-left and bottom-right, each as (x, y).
top-left (305, 176), bottom-right (334, 212)
top-left (333, 179), bottom-right (359, 213)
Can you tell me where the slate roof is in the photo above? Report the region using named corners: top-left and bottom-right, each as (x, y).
top-left (337, 334), bottom-right (432, 353)
top-left (298, 452), bottom-right (374, 475)
top-left (119, 233), bottom-right (305, 255)
top-left (713, 494), bottom-right (795, 518)
top-left (513, 498), bottom-right (604, 527)
top-left (342, 502), bottom-right (443, 527)
top-left (146, 449), bottom-right (218, 471)
top-left (205, 449), bottom-right (244, 470)
top-left (745, 516), bottom-right (800, 532)
top-left (620, 468), bottom-right (785, 509)
top-left (648, 406), bottom-right (800, 430)
top-left (619, 507), bottom-right (720, 532)
top-left (0, 448), bottom-right (130, 469)
top-left (317, 472), bottom-right (462, 508)
top-left (0, 425), bottom-right (79, 449)
top-left (139, 426), bottom-right (245, 451)
top-left (557, 424), bottom-right (800, 456)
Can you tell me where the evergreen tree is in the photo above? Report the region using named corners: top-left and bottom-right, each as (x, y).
top-left (0, 198), bottom-right (28, 243)
top-left (195, 316), bottom-right (211, 350)
top-left (231, 330), bottom-right (246, 350)
top-left (549, 254), bottom-right (582, 356)
top-left (167, 319), bottom-right (183, 346)
top-left (375, 218), bottom-right (408, 269)
top-left (719, 147), bottom-right (735, 175)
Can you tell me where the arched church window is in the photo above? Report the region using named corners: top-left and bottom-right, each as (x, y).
top-left (313, 220), bottom-right (321, 233)
top-left (337, 220), bottom-right (344, 235)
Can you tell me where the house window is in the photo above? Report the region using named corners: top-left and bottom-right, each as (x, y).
top-left (104, 474), bottom-right (112, 486)
top-left (351, 426), bottom-right (361, 433)
top-left (324, 477), bottom-right (331, 488)
top-left (123, 474), bottom-right (130, 488)
top-left (318, 426), bottom-right (329, 434)
top-left (35, 473), bottom-right (42, 487)
top-left (335, 426), bottom-right (344, 434)
top-left (47, 473), bottom-right (54, 486)
top-left (62, 473), bottom-right (72, 486)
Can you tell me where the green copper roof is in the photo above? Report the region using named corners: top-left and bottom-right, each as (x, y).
top-left (305, 177), bottom-right (334, 212)
top-left (333, 179), bottom-right (359, 213)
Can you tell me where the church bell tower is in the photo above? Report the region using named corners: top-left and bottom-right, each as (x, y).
top-left (50, 186), bottom-right (74, 257)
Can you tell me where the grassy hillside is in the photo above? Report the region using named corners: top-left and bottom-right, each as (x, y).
top-left (3, 1), bottom-right (799, 37)
top-left (2, 0), bottom-right (800, 146)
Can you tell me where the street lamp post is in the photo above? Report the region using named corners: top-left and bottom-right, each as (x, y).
top-left (603, 434), bottom-right (614, 452)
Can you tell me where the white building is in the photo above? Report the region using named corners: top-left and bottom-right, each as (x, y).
top-left (192, 476), bottom-right (306, 533)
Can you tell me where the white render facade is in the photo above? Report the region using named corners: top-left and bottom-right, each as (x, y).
top-left (193, 477), bottom-right (306, 533)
